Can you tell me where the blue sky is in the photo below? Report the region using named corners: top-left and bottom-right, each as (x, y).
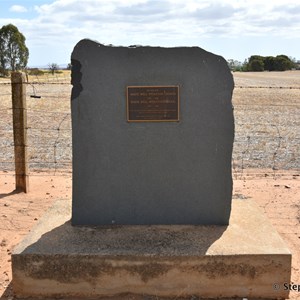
top-left (1, 0), bottom-right (300, 67)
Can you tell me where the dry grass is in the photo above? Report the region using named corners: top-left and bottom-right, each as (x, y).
top-left (232, 71), bottom-right (300, 173)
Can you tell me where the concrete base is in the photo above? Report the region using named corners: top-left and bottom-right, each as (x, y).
top-left (12, 199), bottom-right (291, 299)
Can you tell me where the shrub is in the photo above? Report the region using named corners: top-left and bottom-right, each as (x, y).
top-left (28, 68), bottom-right (44, 76)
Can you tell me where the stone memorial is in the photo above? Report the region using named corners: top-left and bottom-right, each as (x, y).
top-left (71, 39), bottom-right (234, 225)
top-left (11, 39), bottom-right (291, 300)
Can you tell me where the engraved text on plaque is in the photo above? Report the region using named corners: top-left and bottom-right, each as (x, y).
top-left (127, 86), bottom-right (179, 122)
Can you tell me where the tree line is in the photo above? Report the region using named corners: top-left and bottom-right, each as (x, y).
top-left (227, 55), bottom-right (298, 72)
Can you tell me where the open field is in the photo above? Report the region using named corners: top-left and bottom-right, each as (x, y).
top-left (0, 71), bottom-right (299, 173)
top-left (0, 71), bottom-right (299, 299)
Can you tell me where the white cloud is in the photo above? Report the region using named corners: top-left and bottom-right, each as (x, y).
top-left (2, 0), bottom-right (300, 65)
top-left (29, 0), bottom-right (300, 38)
top-left (10, 5), bottom-right (28, 13)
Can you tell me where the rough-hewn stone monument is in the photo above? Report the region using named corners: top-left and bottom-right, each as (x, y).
top-left (71, 39), bottom-right (234, 225)
top-left (11, 40), bottom-right (291, 300)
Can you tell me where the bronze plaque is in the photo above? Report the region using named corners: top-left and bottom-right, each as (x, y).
top-left (127, 86), bottom-right (179, 122)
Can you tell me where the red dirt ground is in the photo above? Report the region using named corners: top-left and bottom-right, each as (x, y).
top-left (0, 169), bottom-right (299, 300)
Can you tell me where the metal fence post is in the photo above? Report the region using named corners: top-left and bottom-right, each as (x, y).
top-left (11, 72), bottom-right (29, 192)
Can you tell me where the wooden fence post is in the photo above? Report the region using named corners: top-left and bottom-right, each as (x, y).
top-left (11, 72), bottom-right (29, 193)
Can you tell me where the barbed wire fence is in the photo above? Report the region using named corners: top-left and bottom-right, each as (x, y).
top-left (0, 75), bottom-right (299, 185)
top-left (232, 86), bottom-right (300, 180)
top-left (0, 73), bottom-right (72, 185)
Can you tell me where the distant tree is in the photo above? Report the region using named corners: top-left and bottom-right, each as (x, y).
top-left (48, 63), bottom-right (59, 75)
top-left (245, 54), bottom-right (295, 72)
top-left (241, 59), bottom-right (249, 71)
top-left (273, 55), bottom-right (294, 71)
top-left (247, 55), bottom-right (264, 71)
top-left (264, 56), bottom-right (276, 71)
top-left (0, 24), bottom-right (29, 75)
top-left (249, 59), bottom-right (264, 71)
top-left (227, 59), bottom-right (243, 71)
top-left (248, 55), bottom-right (264, 63)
